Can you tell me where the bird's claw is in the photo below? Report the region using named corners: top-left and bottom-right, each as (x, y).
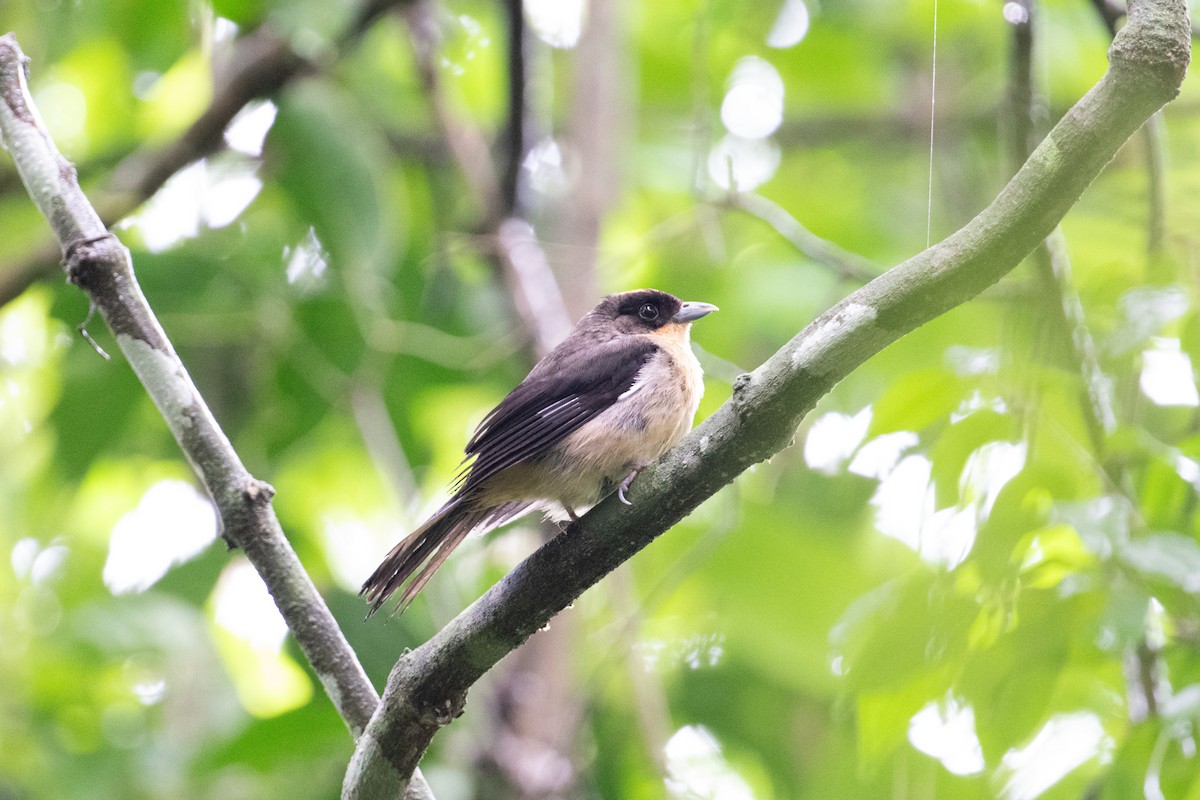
top-left (618, 470), bottom-right (638, 505)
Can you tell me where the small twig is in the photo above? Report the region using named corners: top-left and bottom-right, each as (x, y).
top-left (608, 568), bottom-right (672, 774)
top-left (1036, 232), bottom-right (1118, 445)
top-left (1006, 0), bottom-right (1037, 166)
top-left (1006, 0), bottom-right (1116, 450)
top-left (366, 313), bottom-right (525, 368)
top-left (77, 301), bottom-right (111, 360)
top-left (1124, 638), bottom-right (1162, 721)
top-left (0, 238), bottom-right (59, 309)
top-left (350, 384), bottom-right (421, 512)
top-left (109, 27), bottom-right (307, 202)
top-left (552, 0), bottom-right (626, 309)
top-left (1085, 0), bottom-right (1171, 259)
top-left (1087, 0), bottom-right (1200, 43)
top-left (1142, 111), bottom-right (1167, 257)
top-left (715, 192), bottom-right (880, 283)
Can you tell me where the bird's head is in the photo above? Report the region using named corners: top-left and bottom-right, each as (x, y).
top-left (597, 289), bottom-right (719, 336)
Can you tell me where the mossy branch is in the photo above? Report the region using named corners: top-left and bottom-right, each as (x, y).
top-left (342, 0), bottom-right (1190, 795)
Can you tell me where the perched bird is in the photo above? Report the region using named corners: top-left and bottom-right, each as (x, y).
top-left (361, 288), bottom-right (718, 614)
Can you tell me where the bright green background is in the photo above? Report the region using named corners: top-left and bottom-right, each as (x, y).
top-left (3, 0), bottom-right (1200, 798)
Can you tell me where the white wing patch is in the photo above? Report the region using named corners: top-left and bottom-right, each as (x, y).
top-left (618, 375), bottom-right (648, 402)
top-left (537, 396), bottom-right (580, 418)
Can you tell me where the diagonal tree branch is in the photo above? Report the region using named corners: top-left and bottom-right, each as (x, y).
top-left (0, 32), bottom-right (433, 800)
top-left (342, 0), bottom-right (1190, 793)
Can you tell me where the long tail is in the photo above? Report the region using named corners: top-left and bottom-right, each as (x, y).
top-left (360, 498), bottom-right (532, 615)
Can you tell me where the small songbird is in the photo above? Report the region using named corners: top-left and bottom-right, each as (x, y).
top-left (361, 288), bottom-right (718, 614)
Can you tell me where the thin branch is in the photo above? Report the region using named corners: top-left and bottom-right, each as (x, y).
top-left (350, 384), bottom-right (421, 512)
top-left (109, 26), bottom-right (305, 203)
top-left (608, 568), bottom-right (673, 775)
top-left (1089, 0), bottom-right (1125, 35)
top-left (714, 192), bottom-right (881, 283)
top-left (1007, 0), bottom-right (1117, 450)
top-left (1085, 0), bottom-right (1171, 259)
top-left (1034, 232), bottom-right (1118, 445)
top-left (0, 238), bottom-right (59, 309)
top-left (0, 0), bottom-right (410, 309)
top-left (405, 2), bottom-right (503, 222)
top-left (1124, 638), bottom-right (1163, 721)
top-left (1008, 24), bottom-right (1162, 733)
top-left (1079, 0), bottom-right (1173, 728)
top-left (500, 0), bottom-right (530, 217)
top-left (342, 0), bottom-right (1191, 792)
top-left (0, 32), bottom-right (434, 800)
top-left (1007, 0), bottom-right (1038, 165)
top-left (1141, 110), bottom-right (1167, 257)
top-left (1086, 0), bottom-right (1200, 48)
top-left (404, 1), bottom-right (572, 357)
top-left (552, 0), bottom-right (627, 311)
top-left (474, 8), bottom-right (589, 796)
top-left (492, 219), bottom-right (573, 356)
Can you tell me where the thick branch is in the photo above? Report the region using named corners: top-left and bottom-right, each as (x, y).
top-left (0, 32), bottom-right (433, 800)
top-left (343, 0), bottom-right (1190, 791)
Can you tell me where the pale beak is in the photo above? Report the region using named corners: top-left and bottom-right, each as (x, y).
top-left (673, 301), bottom-right (719, 323)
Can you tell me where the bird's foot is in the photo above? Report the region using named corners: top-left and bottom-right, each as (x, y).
top-left (618, 466), bottom-right (645, 506)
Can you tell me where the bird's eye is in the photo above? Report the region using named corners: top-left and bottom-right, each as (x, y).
top-left (638, 303), bottom-right (659, 321)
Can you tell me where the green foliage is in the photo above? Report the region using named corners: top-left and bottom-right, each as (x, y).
top-left (1, 0), bottom-right (1199, 797)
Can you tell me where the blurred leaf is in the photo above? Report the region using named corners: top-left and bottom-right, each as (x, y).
top-left (832, 571), bottom-right (976, 694)
top-left (1013, 524), bottom-right (1096, 589)
top-left (210, 0), bottom-right (265, 26)
top-left (1119, 532), bottom-right (1200, 597)
top-left (930, 409), bottom-right (1019, 508)
top-left (962, 590), bottom-right (1094, 761)
top-left (211, 623), bottom-right (314, 719)
top-left (967, 468), bottom-right (1060, 582)
top-left (869, 368), bottom-right (964, 437)
top-left (136, 49), bottom-right (212, 142)
top-left (269, 84), bottom-right (392, 272)
top-left (41, 39), bottom-right (135, 156)
top-left (855, 672), bottom-right (950, 771)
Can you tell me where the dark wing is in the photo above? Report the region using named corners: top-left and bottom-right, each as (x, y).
top-left (456, 338), bottom-right (659, 494)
